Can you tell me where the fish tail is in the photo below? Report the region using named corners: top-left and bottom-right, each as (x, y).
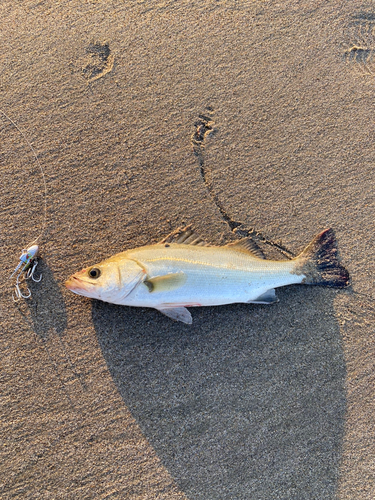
top-left (296, 229), bottom-right (350, 287)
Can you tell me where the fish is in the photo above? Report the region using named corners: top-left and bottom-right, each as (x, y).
top-left (65, 226), bottom-right (350, 324)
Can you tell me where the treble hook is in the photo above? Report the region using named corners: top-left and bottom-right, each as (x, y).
top-left (12, 273), bottom-right (32, 301)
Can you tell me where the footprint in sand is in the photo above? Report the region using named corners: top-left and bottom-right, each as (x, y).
top-left (343, 12), bottom-right (375, 77)
top-left (82, 41), bottom-right (114, 83)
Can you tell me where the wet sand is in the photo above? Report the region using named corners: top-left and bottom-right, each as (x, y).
top-left (1, 1), bottom-right (374, 498)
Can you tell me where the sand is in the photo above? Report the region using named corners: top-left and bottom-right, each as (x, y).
top-left (1, 1), bottom-right (374, 498)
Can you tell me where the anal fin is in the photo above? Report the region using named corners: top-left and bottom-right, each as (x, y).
top-left (248, 289), bottom-right (278, 304)
top-left (157, 307), bottom-right (192, 324)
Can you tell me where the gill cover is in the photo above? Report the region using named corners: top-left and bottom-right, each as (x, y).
top-left (66, 256), bottom-right (145, 303)
top-left (93, 256), bottom-right (146, 302)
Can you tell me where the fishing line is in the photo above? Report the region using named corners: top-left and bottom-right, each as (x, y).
top-left (1, 109), bottom-right (48, 299)
top-left (1, 109), bottom-right (48, 243)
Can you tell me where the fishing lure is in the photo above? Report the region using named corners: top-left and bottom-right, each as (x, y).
top-left (10, 245), bottom-right (42, 301)
top-left (1, 110), bottom-right (47, 300)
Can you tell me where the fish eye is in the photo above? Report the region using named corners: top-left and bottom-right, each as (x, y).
top-left (88, 268), bottom-right (101, 279)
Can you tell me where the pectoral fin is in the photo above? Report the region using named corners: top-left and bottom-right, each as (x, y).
top-left (248, 289), bottom-right (278, 304)
top-left (144, 272), bottom-right (187, 293)
top-left (157, 307), bottom-right (192, 324)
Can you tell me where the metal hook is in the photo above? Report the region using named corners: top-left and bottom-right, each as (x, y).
top-left (12, 272), bottom-right (32, 301)
top-left (25, 259), bottom-right (42, 282)
top-left (32, 271), bottom-right (42, 283)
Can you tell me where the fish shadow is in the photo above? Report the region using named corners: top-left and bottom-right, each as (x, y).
top-left (92, 285), bottom-right (345, 500)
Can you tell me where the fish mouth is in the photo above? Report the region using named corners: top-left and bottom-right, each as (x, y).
top-left (65, 275), bottom-right (96, 292)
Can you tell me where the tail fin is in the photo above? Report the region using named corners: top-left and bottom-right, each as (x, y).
top-left (297, 229), bottom-right (350, 287)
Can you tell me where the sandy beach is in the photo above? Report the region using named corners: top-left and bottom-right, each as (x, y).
top-left (1, 1), bottom-right (374, 498)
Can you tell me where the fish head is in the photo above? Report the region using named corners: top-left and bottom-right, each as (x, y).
top-left (65, 255), bottom-right (145, 303)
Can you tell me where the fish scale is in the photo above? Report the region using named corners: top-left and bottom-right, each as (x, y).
top-left (125, 244), bottom-right (298, 306)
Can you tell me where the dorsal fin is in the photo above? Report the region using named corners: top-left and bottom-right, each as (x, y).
top-left (226, 238), bottom-right (266, 259)
top-left (159, 225), bottom-right (209, 246)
